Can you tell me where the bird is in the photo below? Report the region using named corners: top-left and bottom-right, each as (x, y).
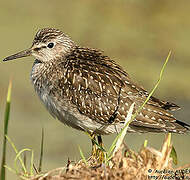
top-left (3, 28), bottom-right (190, 158)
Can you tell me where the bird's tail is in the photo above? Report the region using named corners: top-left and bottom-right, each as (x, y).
top-left (175, 120), bottom-right (190, 131)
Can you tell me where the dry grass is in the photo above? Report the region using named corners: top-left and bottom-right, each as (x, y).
top-left (27, 134), bottom-right (190, 180)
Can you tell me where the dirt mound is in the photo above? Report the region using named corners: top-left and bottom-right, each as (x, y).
top-left (29, 135), bottom-right (190, 180)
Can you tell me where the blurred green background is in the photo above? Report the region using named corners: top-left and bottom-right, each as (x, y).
top-left (0, 0), bottom-right (190, 179)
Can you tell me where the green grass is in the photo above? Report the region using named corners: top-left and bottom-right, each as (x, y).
top-left (4, 135), bottom-right (34, 178)
top-left (170, 146), bottom-right (178, 165)
top-left (0, 80), bottom-right (12, 180)
top-left (78, 146), bottom-right (88, 165)
top-left (0, 80), bottom-right (34, 179)
top-left (0, 80), bottom-right (45, 179)
top-left (38, 128), bottom-right (44, 173)
top-left (3, 128), bottom-right (46, 179)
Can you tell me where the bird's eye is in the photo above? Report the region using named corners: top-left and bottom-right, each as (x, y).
top-left (47, 42), bottom-right (54, 48)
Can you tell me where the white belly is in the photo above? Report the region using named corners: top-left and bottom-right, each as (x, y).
top-left (36, 87), bottom-right (124, 135)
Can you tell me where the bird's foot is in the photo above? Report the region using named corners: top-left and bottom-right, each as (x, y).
top-left (96, 146), bottom-right (105, 163)
top-left (95, 135), bottom-right (106, 163)
top-left (91, 143), bottom-right (97, 157)
top-left (86, 132), bottom-right (106, 163)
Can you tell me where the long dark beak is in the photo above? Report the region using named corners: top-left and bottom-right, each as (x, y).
top-left (3, 49), bottom-right (32, 62)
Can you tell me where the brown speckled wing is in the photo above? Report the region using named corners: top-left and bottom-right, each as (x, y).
top-left (56, 47), bottom-right (131, 124)
top-left (55, 47), bottom-right (188, 133)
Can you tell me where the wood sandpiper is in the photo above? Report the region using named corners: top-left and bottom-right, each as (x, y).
top-left (3, 28), bottom-right (190, 158)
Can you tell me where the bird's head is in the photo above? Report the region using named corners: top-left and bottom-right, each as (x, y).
top-left (3, 28), bottom-right (75, 63)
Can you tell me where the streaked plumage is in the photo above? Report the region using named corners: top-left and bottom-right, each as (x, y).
top-left (3, 28), bottom-right (190, 135)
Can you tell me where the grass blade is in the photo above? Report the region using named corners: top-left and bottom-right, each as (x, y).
top-left (107, 104), bottom-right (134, 161)
top-left (14, 148), bottom-right (31, 174)
top-left (144, 140), bottom-right (148, 148)
top-left (133, 50), bottom-right (171, 118)
top-left (78, 146), bottom-right (87, 165)
top-left (30, 150), bottom-right (34, 176)
top-left (5, 136), bottom-right (27, 174)
top-left (0, 80), bottom-right (12, 180)
top-left (170, 145), bottom-right (178, 165)
top-left (111, 103), bottom-right (135, 157)
top-left (4, 165), bottom-right (16, 174)
top-left (38, 128), bottom-right (44, 173)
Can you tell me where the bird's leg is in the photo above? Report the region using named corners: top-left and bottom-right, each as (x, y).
top-left (88, 133), bottom-right (105, 162)
top-left (97, 135), bottom-right (105, 162)
top-left (89, 133), bottom-right (97, 157)
top-left (97, 135), bottom-right (103, 148)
